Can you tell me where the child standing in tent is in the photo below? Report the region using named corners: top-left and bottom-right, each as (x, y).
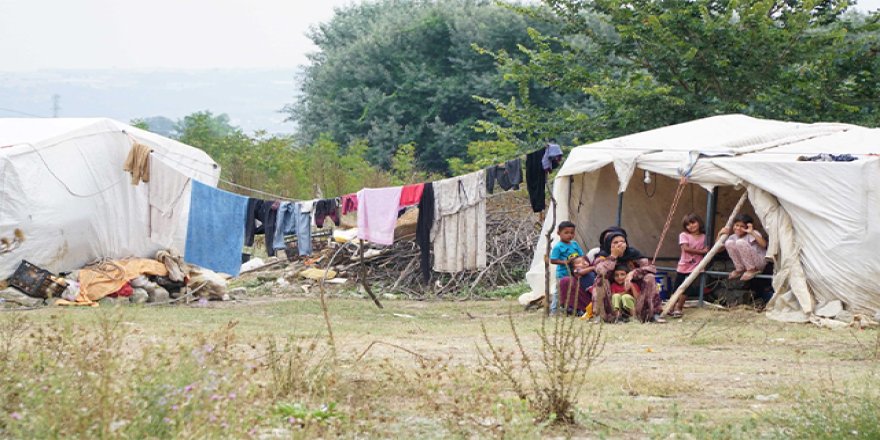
top-left (549, 221), bottom-right (584, 314)
top-left (720, 214), bottom-right (768, 281)
top-left (670, 213), bottom-right (709, 318)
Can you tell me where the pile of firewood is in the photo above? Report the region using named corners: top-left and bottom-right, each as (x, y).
top-left (330, 191), bottom-right (540, 298)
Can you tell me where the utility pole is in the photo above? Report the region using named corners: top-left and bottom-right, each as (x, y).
top-left (52, 94), bottom-right (60, 117)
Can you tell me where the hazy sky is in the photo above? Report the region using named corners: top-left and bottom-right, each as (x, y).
top-left (0, 0), bottom-right (355, 71)
top-left (0, 0), bottom-right (878, 71)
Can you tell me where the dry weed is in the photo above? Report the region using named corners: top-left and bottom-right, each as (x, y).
top-left (479, 312), bottom-right (605, 424)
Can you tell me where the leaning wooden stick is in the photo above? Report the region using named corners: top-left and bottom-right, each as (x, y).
top-left (661, 192), bottom-right (748, 317)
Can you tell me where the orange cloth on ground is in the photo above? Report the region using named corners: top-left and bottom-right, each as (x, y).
top-left (77, 259), bottom-right (168, 303)
top-left (123, 142), bottom-right (152, 184)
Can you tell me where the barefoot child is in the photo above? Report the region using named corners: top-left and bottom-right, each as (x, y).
top-left (720, 214), bottom-right (767, 281)
top-left (670, 213), bottom-right (708, 317)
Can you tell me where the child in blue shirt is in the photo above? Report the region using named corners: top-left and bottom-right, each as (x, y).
top-left (550, 221), bottom-right (585, 280)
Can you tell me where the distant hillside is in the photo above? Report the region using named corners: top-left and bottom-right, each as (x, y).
top-left (0, 69), bottom-right (299, 135)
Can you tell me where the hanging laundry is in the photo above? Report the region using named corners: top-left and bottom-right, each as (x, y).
top-left (244, 198), bottom-right (260, 247)
top-left (254, 200), bottom-right (280, 257)
top-left (399, 183), bottom-right (425, 207)
top-left (123, 142), bottom-right (153, 185)
top-left (314, 198), bottom-right (341, 228)
top-left (274, 202), bottom-right (313, 256)
top-left (300, 199), bottom-right (316, 213)
top-left (525, 149), bottom-right (546, 212)
top-left (416, 182), bottom-right (435, 282)
top-left (341, 193), bottom-right (358, 215)
top-left (797, 153), bottom-right (858, 162)
top-left (431, 170), bottom-right (487, 272)
top-left (148, 157), bottom-right (191, 249)
top-left (542, 141), bottom-right (563, 171)
top-left (485, 158), bottom-right (523, 194)
top-left (357, 186), bottom-right (404, 245)
top-left (183, 180), bottom-right (248, 276)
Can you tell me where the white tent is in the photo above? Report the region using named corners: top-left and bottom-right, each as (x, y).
top-left (0, 118), bottom-right (220, 278)
top-left (526, 114), bottom-right (880, 322)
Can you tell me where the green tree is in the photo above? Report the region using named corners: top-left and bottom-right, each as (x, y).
top-left (287, 0), bottom-right (564, 173)
top-left (476, 0), bottom-right (880, 149)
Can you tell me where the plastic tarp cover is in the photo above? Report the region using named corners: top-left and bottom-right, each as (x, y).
top-left (0, 118), bottom-right (219, 278)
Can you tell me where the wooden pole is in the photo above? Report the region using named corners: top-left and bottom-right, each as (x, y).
top-left (359, 243), bottom-right (384, 309)
top-left (661, 192), bottom-right (748, 316)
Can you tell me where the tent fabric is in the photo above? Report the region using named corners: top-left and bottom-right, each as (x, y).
top-left (0, 118), bottom-right (220, 278)
top-left (526, 114), bottom-right (880, 321)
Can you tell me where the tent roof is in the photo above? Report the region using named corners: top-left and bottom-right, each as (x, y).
top-left (557, 114), bottom-right (878, 188)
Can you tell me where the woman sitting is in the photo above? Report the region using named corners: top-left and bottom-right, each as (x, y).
top-left (592, 227), bottom-right (665, 323)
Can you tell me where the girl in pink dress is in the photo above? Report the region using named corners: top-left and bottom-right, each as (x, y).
top-left (670, 213), bottom-right (708, 317)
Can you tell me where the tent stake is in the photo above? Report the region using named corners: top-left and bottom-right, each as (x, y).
top-left (662, 192), bottom-right (748, 317)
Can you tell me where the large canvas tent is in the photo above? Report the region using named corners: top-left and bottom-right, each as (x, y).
top-left (526, 114), bottom-right (880, 323)
top-left (0, 118), bottom-right (220, 278)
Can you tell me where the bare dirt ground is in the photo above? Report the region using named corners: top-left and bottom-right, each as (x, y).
top-left (12, 297), bottom-right (880, 438)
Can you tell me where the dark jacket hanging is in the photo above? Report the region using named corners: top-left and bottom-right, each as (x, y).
top-left (525, 149), bottom-right (546, 212)
top-left (415, 182), bottom-right (435, 283)
top-left (244, 198), bottom-right (260, 247)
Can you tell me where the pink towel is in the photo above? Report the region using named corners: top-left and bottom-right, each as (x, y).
top-left (357, 186), bottom-right (403, 245)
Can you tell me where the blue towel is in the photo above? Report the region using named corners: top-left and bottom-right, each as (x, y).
top-left (184, 180), bottom-right (248, 276)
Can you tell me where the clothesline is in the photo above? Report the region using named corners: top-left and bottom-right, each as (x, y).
top-left (149, 142), bottom-right (544, 208)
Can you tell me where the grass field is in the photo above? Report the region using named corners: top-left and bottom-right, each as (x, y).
top-left (1, 295), bottom-right (878, 438)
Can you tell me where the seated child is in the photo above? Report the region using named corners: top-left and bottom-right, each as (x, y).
top-left (720, 214), bottom-right (768, 281)
top-left (609, 265), bottom-right (639, 322)
top-left (558, 255), bottom-right (595, 316)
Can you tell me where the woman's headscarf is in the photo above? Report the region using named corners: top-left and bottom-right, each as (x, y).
top-left (597, 228), bottom-right (645, 262)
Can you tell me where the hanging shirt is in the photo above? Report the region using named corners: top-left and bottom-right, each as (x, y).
top-left (357, 186), bottom-right (404, 245)
top-left (184, 180), bottom-right (248, 276)
top-left (341, 193), bottom-right (358, 215)
top-left (314, 198), bottom-right (340, 228)
top-left (542, 143), bottom-right (563, 171)
top-left (399, 183), bottom-right (425, 208)
top-left (486, 158), bottom-right (523, 194)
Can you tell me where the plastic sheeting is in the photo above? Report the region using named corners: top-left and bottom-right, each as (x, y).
top-left (526, 114), bottom-right (880, 320)
top-left (0, 118), bottom-right (219, 278)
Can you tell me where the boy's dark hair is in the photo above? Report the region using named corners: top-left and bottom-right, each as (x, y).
top-left (613, 264), bottom-right (629, 273)
top-left (733, 213), bottom-right (754, 225)
top-left (557, 221), bottom-right (576, 233)
top-left (549, 138), bottom-right (558, 144)
top-left (681, 213), bottom-right (705, 233)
